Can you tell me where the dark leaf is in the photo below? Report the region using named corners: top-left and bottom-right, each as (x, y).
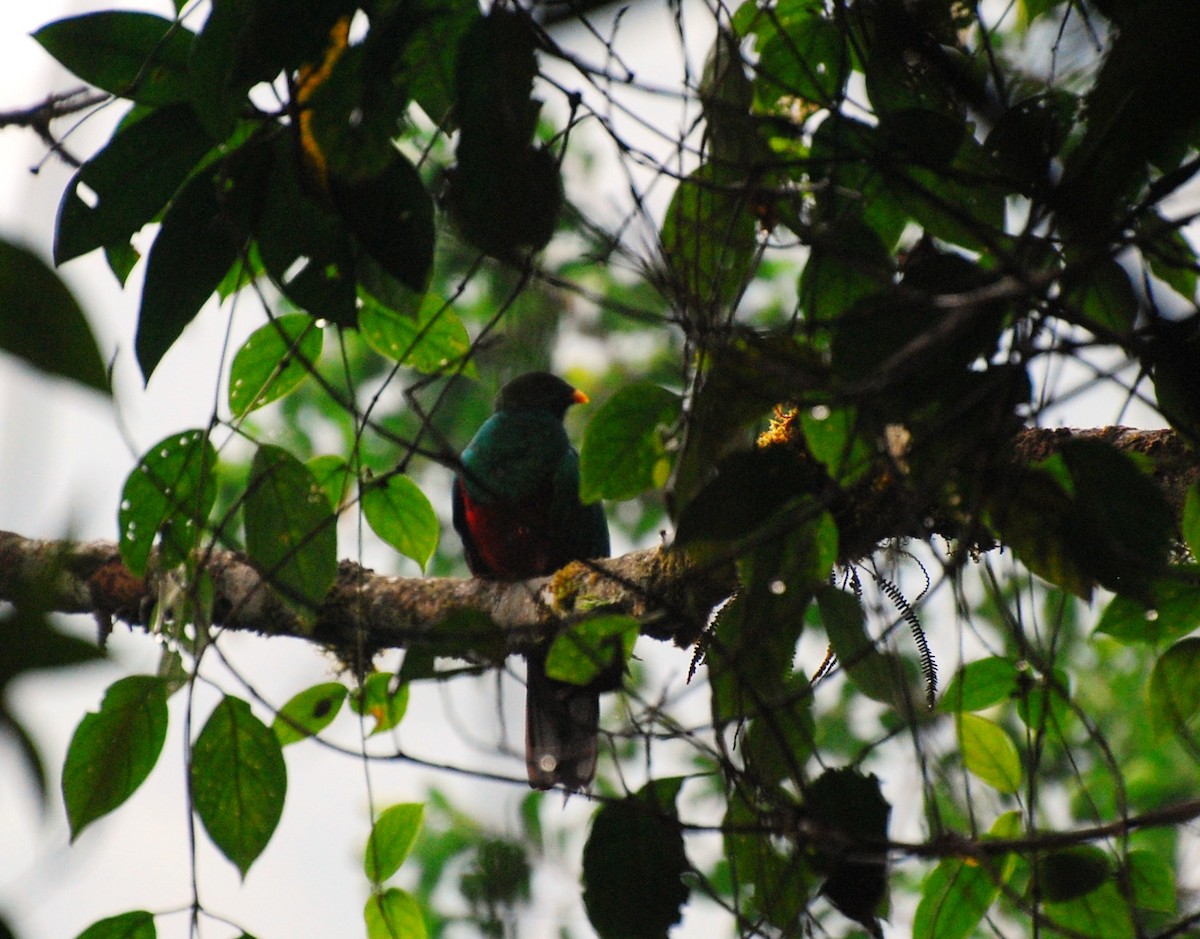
top-left (330, 153), bottom-right (434, 294)
top-left (136, 169), bottom-right (242, 382)
top-left (191, 695), bottom-right (287, 877)
top-left (304, 43), bottom-right (409, 184)
top-left (0, 239), bottom-right (108, 394)
top-left (255, 135), bottom-right (357, 325)
top-left (1063, 258), bottom-right (1137, 338)
top-left (807, 767), bottom-right (890, 936)
top-left (35, 12), bottom-right (193, 105)
top-left (583, 778), bottom-right (690, 939)
top-left (446, 11), bottom-right (561, 258)
top-left (753, 8), bottom-right (846, 108)
top-left (1059, 438), bottom-right (1173, 596)
top-left (661, 162), bottom-right (759, 314)
top-left (818, 585), bottom-right (908, 707)
top-left (1037, 846), bottom-right (1111, 902)
top-left (798, 219), bottom-right (892, 323)
top-left (401, 0), bottom-right (480, 127)
top-left (675, 447), bottom-right (818, 545)
top-left (55, 104), bottom-right (214, 264)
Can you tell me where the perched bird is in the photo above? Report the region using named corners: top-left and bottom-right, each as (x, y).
top-left (452, 372), bottom-right (611, 789)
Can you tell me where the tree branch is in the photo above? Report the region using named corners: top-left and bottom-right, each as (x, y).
top-left (1, 426), bottom-right (1194, 659)
top-left (0, 530), bottom-right (730, 656)
top-left (0, 88), bottom-right (110, 169)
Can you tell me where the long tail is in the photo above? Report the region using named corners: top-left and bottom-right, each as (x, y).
top-left (524, 647), bottom-right (599, 790)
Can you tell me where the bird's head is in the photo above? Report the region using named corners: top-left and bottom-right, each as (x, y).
top-left (493, 371), bottom-right (588, 419)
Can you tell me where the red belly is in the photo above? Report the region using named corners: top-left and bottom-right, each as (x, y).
top-left (458, 481), bottom-right (559, 579)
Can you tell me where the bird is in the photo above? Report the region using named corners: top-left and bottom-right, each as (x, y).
top-left (451, 371), bottom-right (611, 789)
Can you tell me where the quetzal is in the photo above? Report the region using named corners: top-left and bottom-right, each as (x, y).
top-left (452, 372), bottom-right (611, 790)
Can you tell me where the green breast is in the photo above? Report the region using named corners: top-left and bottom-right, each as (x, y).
top-left (460, 409), bottom-right (570, 505)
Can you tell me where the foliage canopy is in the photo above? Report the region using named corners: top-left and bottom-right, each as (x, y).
top-left (5, 0), bottom-right (1200, 937)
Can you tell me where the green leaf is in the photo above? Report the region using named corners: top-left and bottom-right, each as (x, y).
top-left (364, 887), bottom-right (426, 939)
top-left (1065, 259), bottom-right (1137, 337)
top-left (308, 454), bottom-right (353, 512)
top-left (244, 445), bottom-right (338, 622)
top-left (957, 713), bottom-right (1022, 794)
top-left (1043, 880), bottom-right (1134, 939)
top-left (136, 168), bottom-right (241, 382)
top-left (1147, 637), bottom-right (1200, 738)
top-left (0, 239), bottom-right (109, 394)
top-left (938, 657), bottom-right (1020, 714)
top-left (579, 382), bottom-right (680, 503)
top-left (62, 676), bottom-right (168, 840)
top-left (191, 695), bottom-right (287, 877)
top-left (818, 586), bottom-right (907, 707)
top-left (1126, 848), bottom-right (1175, 913)
top-left (55, 104), bottom-right (215, 265)
top-left (1140, 212), bottom-right (1198, 303)
top-left (1183, 482), bottom-right (1200, 559)
top-left (364, 802), bottom-right (425, 884)
top-left (544, 614), bottom-right (639, 686)
top-left (362, 474), bottom-right (439, 571)
top-left (350, 671), bottom-right (410, 735)
top-left (799, 404), bottom-right (875, 485)
top-left (799, 221), bottom-right (892, 324)
top-left (913, 810), bottom-right (1021, 939)
top-left (272, 682), bottom-right (348, 746)
top-left (118, 429), bottom-right (217, 576)
top-left (661, 162), bottom-right (758, 314)
top-left (895, 139), bottom-right (1007, 252)
top-left (34, 12), bottom-right (194, 105)
top-left (1036, 845), bottom-right (1111, 902)
top-left (72, 910), bottom-right (156, 939)
top-left (1095, 577), bottom-right (1200, 645)
top-left (583, 778), bottom-right (690, 939)
top-left (228, 314), bottom-right (324, 417)
top-left (754, 10), bottom-right (845, 107)
top-left (358, 293), bottom-right (474, 375)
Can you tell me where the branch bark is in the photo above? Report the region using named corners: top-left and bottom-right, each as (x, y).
top-left (1, 425), bottom-right (1194, 658)
top-left (0, 530), bottom-right (730, 656)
